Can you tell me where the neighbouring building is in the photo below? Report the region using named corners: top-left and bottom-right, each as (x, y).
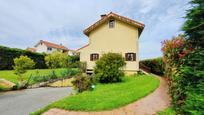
top-left (27, 40), bottom-right (76, 55)
top-left (77, 12), bottom-right (145, 74)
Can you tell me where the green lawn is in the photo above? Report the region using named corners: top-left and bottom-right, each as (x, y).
top-left (31, 75), bottom-right (160, 115)
top-left (157, 107), bottom-right (176, 115)
top-left (0, 68), bottom-right (67, 84)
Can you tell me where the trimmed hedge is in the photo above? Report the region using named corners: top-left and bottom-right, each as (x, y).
top-left (0, 46), bottom-right (47, 70)
top-left (139, 57), bottom-right (164, 75)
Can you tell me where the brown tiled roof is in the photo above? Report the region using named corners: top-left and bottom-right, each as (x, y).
top-left (26, 47), bottom-right (36, 52)
top-left (76, 44), bottom-right (89, 51)
top-left (83, 12), bottom-right (145, 36)
top-left (37, 40), bottom-right (68, 50)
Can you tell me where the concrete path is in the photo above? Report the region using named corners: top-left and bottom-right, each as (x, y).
top-left (0, 87), bottom-right (72, 115)
top-left (43, 76), bottom-right (171, 115)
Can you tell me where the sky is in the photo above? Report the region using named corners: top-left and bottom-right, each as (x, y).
top-left (0, 0), bottom-right (190, 59)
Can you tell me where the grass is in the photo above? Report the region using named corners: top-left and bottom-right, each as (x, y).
top-left (157, 107), bottom-right (176, 115)
top-left (0, 68), bottom-right (71, 84)
top-left (31, 75), bottom-right (160, 115)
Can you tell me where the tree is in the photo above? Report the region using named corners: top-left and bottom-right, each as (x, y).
top-left (182, 1), bottom-right (204, 114)
top-left (13, 55), bottom-right (35, 82)
top-left (94, 53), bottom-right (126, 83)
top-left (182, 0), bottom-right (204, 49)
top-left (44, 51), bottom-right (68, 69)
top-left (162, 1), bottom-right (204, 114)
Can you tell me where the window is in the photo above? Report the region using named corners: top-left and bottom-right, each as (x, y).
top-left (90, 53), bottom-right (99, 61)
top-left (125, 53), bottom-right (136, 61)
top-left (109, 19), bottom-right (115, 28)
top-left (47, 47), bottom-right (52, 51)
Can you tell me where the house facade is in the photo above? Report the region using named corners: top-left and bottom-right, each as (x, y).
top-left (27, 40), bottom-right (75, 55)
top-left (77, 12), bottom-right (145, 74)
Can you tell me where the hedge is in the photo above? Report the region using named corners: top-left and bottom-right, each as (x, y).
top-left (139, 57), bottom-right (164, 75)
top-left (0, 46), bottom-right (47, 70)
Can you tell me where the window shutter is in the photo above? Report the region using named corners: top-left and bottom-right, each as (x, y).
top-left (90, 54), bottom-right (93, 61)
top-left (133, 53), bottom-right (136, 61)
top-left (97, 54), bottom-right (99, 60)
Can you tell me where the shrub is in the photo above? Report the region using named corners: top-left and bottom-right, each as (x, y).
top-left (0, 45), bottom-right (46, 70)
top-left (60, 69), bottom-right (80, 77)
top-left (78, 62), bottom-right (87, 73)
top-left (161, 36), bottom-right (188, 113)
top-left (139, 57), bottom-right (164, 75)
top-left (162, 36), bottom-right (204, 114)
top-left (13, 55), bottom-right (35, 82)
top-left (72, 75), bottom-right (92, 93)
top-left (68, 55), bottom-right (80, 66)
top-left (94, 53), bottom-right (126, 83)
top-left (181, 49), bottom-right (204, 115)
top-left (44, 51), bottom-right (68, 69)
top-left (181, 1), bottom-right (204, 113)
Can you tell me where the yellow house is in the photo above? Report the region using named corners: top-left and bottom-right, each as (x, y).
top-left (77, 12), bottom-right (145, 74)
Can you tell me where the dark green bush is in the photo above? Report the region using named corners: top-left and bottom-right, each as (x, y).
top-left (139, 57), bottom-right (164, 75)
top-left (94, 53), bottom-right (126, 83)
top-left (67, 55), bottom-right (80, 68)
top-left (0, 45), bottom-right (47, 70)
top-left (72, 75), bottom-right (92, 93)
top-left (180, 49), bottom-right (204, 115)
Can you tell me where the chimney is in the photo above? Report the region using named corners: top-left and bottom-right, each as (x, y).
top-left (100, 14), bottom-right (106, 18)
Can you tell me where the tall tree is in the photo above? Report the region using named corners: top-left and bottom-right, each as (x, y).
top-left (181, 0), bottom-right (204, 114)
top-left (182, 0), bottom-right (204, 49)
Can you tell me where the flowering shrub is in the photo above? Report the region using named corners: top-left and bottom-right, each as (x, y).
top-left (161, 36), bottom-right (192, 64)
top-left (162, 36), bottom-right (204, 114)
top-left (163, 1), bottom-right (204, 114)
top-left (162, 36), bottom-right (190, 112)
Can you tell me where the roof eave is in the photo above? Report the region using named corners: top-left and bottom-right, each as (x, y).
top-left (83, 12), bottom-right (145, 37)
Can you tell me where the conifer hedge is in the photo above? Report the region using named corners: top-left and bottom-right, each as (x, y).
top-left (0, 46), bottom-right (47, 70)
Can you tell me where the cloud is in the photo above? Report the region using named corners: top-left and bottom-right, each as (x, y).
top-left (0, 0), bottom-right (190, 59)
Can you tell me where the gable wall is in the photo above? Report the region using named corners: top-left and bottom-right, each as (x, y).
top-left (35, 43), bottom-right (48, 53)
top-left (80, 19), bottom-right (139, 73)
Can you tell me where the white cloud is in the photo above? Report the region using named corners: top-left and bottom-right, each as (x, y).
top-left (138, 0), bottom-right (160, 14)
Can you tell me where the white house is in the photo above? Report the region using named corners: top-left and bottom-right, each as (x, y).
top-left (27, 40), bottom-right (76, 55)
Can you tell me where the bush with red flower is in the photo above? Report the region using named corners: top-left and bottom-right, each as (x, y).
top-left (162, 35), bottom-right (204, 114)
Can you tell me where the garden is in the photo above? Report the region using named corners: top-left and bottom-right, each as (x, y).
top-left (31, 75), bottom-right (159, 115)
top-left (0, 48), bottom-right (81, 91)
top-left (31, 53), bottom-right (160, 115)
top-left (1, 1), bottom-right (203, 115)
top-left (0, 47), bottom-right (161, 114)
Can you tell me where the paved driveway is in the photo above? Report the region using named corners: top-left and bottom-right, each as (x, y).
top-left (0, 87), bottom-right (72, 115)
